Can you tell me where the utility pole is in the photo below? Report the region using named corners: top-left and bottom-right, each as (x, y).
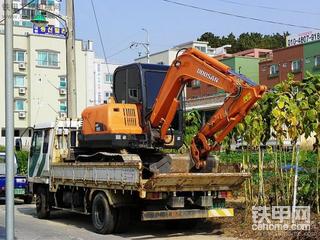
top-left (4, 0), bottom-right (15, 239)
top-left (66, 0), bottom-right (77, 118)
top-left (142, 28), bottom-right (150, 63)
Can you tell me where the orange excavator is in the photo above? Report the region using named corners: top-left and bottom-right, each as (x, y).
top-left (79, 48), bottom-right (266, 170)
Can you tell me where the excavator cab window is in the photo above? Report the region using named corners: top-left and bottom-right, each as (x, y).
top-left (144, 70), bottom-right (167, 110)
top-left (113, 64), bottom-right (142, 104)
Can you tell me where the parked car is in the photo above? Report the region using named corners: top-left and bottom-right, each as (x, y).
top-left (0, 151), bottom-right (32, 203)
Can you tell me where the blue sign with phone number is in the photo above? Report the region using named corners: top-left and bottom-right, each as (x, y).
top-left (33, 24), bottom-right (67, 37)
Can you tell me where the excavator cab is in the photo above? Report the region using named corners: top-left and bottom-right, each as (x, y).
top-left (79, 63), bottom-right (184, 151)
top-left (113, 63), bottom-right (184, 134)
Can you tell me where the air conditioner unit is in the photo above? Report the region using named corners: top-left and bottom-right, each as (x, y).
top-left (19, 88), bottom-right (26, 95)
top-left (60, 112), bottom-right (67, 118)
top-left (59, 88), bottom-right (67, 95)
top-left (18, 112), bottom-right (26, 119)
top-left (18, 62), bottom-right (26, 70)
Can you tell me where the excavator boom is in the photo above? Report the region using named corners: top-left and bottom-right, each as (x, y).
top-left (150, 48), bottom-right (266, 169)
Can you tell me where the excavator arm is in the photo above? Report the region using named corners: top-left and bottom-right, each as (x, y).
top-left (150, 48), bottom-right (266, 169)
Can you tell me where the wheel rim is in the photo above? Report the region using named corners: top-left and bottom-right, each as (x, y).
top-left (94, 198), bottom-right (106, 228)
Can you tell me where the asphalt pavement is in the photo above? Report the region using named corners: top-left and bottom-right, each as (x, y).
top-left (0, 200), bottom-right (237, 240)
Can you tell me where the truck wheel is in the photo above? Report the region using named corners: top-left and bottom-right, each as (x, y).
top-left (23, 195), bottom-right (33, 204)
top-left (92, 193), bottom-right (116, 234)
top-left (114, 207), bottom-right (130, 233)
top-left (36, 188), bottom-right (50, 219)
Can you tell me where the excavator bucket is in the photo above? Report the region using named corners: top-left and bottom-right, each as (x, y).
top-left (149, 154), bottom-right (240, 174)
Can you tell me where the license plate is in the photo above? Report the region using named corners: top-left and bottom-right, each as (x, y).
top-left (14, 188), bottom-right (25, 195)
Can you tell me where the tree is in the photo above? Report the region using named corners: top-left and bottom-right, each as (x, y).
top-left (198, 32), bottom-right (289, 53)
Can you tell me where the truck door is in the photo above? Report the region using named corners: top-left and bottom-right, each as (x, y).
top-left (28, 129), bottom-right (51, 178)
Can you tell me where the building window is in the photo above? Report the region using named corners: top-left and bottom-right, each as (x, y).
top-left (104, 92), bottom-right (113, 100)
top-left (59, 100), bottom-right (67, 113)
top-left (37, 51), bottom-right (59, 67)
top-left (14, 50), bottom-right (25, 62)
top-left (269, 64), bottom-right (279, 77)
top-left (315, 56), bottom-right (320, 67)
top-left (1, 128), bottom-right (5, 137)
top-left (47, 0), bottom-right (55, 6)
top-left (195, 46), bottom-right (207, 53)
top-left (21, 9), bottom-right (35, 20)
top-left (104, 74), bottom-right (113, 84)
top-left (15, 99), bottom-right (25, 111)
top-left (191, 80), bottom-right (200, 88)
top-left (59, 76), bottom-right (67, 89)
top-left (291, 60), bottom-right (301, 73)
top-left (22, 21), bottom-right (33, 27)
top-left (14, 75), bottom-right (25, 87)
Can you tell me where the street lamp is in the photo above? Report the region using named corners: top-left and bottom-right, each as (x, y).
top-left (30, 11), bottom-right (48, 27)
top-left (31, 1), bottom-right (77, 119)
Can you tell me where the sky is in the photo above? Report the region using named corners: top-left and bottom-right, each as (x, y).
top-left (70, 0), bottom-right (320, 65)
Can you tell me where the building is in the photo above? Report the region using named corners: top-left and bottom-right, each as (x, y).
top-left (303, 41), bottom-right (320, 76)
top-left (0, 25), bottom-right (95, 145)
top-left (93, 59), bottom-right (120, 104)
top-left (135, 40), bottom-right (231, 65)
top-left (0, 0), bottom-right (61, 28)
top-left (259, 44), bottom-right (303, 88)
top-left (259, 31), bottom-right (320, 89)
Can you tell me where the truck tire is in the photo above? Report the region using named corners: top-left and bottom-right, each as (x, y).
top-left (114, 207), bottom-right (130, 233)
top-left (91, 192), bottom-right (116, 234)
top-left (23, 195), bottom-right (33, 204)
top-left (36, 187), bottom-right (50, 219)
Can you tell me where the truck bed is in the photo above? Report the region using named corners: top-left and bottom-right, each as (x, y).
top-left (50, 160), bottom-right (249, 194)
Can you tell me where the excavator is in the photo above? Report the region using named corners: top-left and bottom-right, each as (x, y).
top-left (25, 48), bottom-right (267, 233)
top-left (79, 47), bottom-right (266, 171)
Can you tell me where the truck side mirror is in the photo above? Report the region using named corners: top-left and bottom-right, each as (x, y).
top-left (15, 138), bottom-right (22, 151)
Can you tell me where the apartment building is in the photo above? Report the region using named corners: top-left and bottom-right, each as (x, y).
top-left (0, 25), bottom-right (94, 145)
top-left (93, 59), bottom-right (120, 104)
top-left (0, 0), bottom-right (61, 28)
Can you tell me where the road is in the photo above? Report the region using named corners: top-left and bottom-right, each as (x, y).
top-left (0, 200), bottom-right (237, 240)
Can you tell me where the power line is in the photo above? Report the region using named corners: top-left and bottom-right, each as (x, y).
top-left (215, 0), bottom-right (320, 16)
top-left (90, 0), bottom-right (110, 74)
top-left (107, 45), bottom-right (131, 58)
top-left (162, 0), bottom-right (320, 31)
